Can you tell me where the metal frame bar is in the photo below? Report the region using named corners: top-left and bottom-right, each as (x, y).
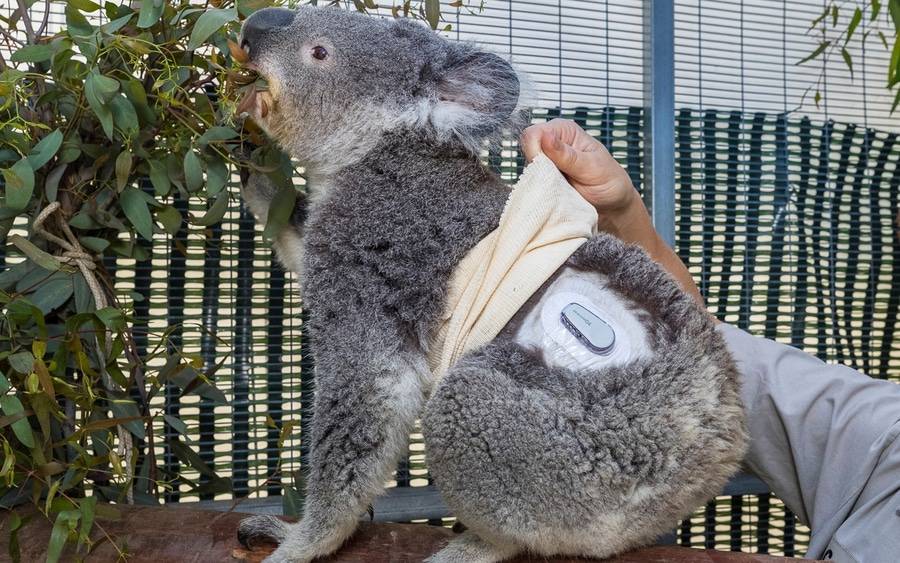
top-left (643, 0), bottom-right (676, 247)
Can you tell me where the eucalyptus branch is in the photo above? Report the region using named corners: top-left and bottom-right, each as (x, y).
top-left (15, 0), bottom-right (36, 44)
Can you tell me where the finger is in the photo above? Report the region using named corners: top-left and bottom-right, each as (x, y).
top-left (520, 125), bottom-right (545, 162)
top-left (541, 129), bottom-right (581, 173)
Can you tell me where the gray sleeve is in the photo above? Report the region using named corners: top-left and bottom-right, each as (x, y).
top-left (716, 323), bottom-right (900, 561)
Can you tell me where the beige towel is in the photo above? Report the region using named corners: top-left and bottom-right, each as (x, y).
top-left (428, 153), bottom-right (599, 379)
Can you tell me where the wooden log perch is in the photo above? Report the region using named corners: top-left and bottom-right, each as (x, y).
top-left (0, 504), bottom-right (807, 562)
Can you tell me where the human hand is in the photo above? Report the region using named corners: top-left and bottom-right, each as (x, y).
top-left (520, 118), bottom-right (638, 214)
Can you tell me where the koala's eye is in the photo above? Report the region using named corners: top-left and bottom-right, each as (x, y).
top-left (312, 46), bottom-right (329, 61)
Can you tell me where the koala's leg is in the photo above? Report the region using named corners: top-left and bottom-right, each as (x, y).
top-left (239, 172), bottom-right (308, 274)
top-left (425, 531), bottom-right (520, 563)
top-left (245, 326), bottom-right (429, 563)
top-left (423, 241), bottom-right (746, 561)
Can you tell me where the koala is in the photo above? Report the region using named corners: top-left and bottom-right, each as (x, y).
top-left (235, 6), bottom-right (747, 563)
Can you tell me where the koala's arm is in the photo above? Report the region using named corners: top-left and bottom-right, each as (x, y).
top-left (240, 172), bottom-right (308, 274)
top-left (256, 305), bottom-right (428, 561)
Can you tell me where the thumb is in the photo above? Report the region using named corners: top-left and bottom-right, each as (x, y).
top-left (541, 129), bottom-right (580, 173)
top-left (520, 126), bottom-right (544, 163)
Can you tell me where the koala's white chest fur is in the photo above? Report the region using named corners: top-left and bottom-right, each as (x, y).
top-left (512, 267), bottom-right (652, 372)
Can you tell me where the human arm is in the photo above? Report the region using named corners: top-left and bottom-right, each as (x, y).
top-left (520, 119), bottom-right (706, 311)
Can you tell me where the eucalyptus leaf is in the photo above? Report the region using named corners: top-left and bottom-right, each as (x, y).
top-left (109, 95), bottom-right (140, 139)
top-left (73, 272), bottom-right (95, 313)
top-left (101, 12), bottom-right (133, 34)
top-left (9, 234), bottom-right (63, 272)
top-left (148, 159), bottom-right (171, 196)
top-left (184, 150), bottom-right (204, 193)
top-left (187, 8), bottom-right (238, 50)
top-left (156, 205), bottom-right (182, 235)
top-left (120, 186), bottom-right (154, 240)
top-left (2, 159), bottom-right (35, 211)
top-left (206, 157), bottom-right (229, 196)
top-left (8, 351), bottom-right (35, 374)
top-left (195, 190), bottom-right (229, 226)
top-left (44, 163), bottom-right (67, 202)
top-left (11, 44), bottom-right (53, 64)
top-left (137, 0), bottom-right (165, 28)
top-left (263, 185), bottom-right (298, 240)
top-left (0, 396), bottom-right (35, 448)
top-left (30, 276), bottom-right (74, 315)
top-left (115, 150), bottom-right (132, 191)
top-left (198, 126), bottom-right (238, 145)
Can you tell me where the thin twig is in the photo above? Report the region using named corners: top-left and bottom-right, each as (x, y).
top-left (16, 0), bottom-right (36, 44)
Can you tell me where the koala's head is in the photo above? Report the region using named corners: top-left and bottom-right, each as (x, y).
top-left (239, 6), bottom-right (522, 176)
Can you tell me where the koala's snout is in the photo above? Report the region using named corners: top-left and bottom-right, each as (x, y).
top-left (240, 8), bottom-right (296, 57)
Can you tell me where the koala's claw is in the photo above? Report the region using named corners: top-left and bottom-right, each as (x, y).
top-left (237, 514), bottom-right (289, 549)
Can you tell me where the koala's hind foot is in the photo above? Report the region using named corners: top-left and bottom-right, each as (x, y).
top-left (237, 514), bottom-right (354, 563)
top-left (237, 515), bottom-right (289, 548)
top-left (426, 531), bottom-right (520, 563)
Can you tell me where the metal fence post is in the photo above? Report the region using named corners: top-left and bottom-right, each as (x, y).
top-left (643, 0), bottom-right (676, 247)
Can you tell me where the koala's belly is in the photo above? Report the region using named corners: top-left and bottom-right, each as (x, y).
top-left (511, 267), bottom-right (652, 372)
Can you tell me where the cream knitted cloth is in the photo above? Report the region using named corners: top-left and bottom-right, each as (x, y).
top-left (427, 153), bottom-right (599, 379)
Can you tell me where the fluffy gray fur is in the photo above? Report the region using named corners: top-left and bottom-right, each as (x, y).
top-left (235, 6), bottom-right (747, 562)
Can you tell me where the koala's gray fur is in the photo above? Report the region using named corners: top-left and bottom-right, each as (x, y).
top-left (236, 6), bottom-right (747, 563)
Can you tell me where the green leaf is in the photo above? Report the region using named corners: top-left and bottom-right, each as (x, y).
top-left (109, 95), bottom-right (139, 140)
top-left (797, 41), bottom-right (831, 65)
top-left (206, 158), bottom-right (228, 196)
top-left (120, 186), bottom-right (153, 240)
top-left (831, 3), bottom-right (839, 26)
top-left (95, 307), bottom-right (125, 331)
top-left (196, 191), bottom-right (229, 226)
top-left (68, 0), bottom-right (101, 11)
top-left (0, 396), bottom-right (35, 448)
top-left (845, 7), bottom-right (862, 45)
top-left (8, 351), bottom-right (34, 374)
top-left (842, 47), bottom-right (854, 79)
top-left (137, 0), bottom-right (165, 28)
top-left (263, 185), bottom-right (297, 239)
top-left (45, 164), bottom-right (66, 202)
top-left (872, 0), bottom-right (882, 21)
top-left (108, 397), bottom-right (145, 439)
top-left (121, 79), bottom-right (155, 126)
top-left (197, 126), bottom-right (238, 145)
top-left (148, 159), bottom-right (171, 196)
top-left (27, 129), bottom-right (64, 171)
top-left (425, 0), bottom-right (441, 29)
top-left (156, 205), bottom-right (182, 235)
top-left (78, 496), bottom-right (97, 544)
top-left (30, 276), bottom-right (74, 314)
top-left (115, 150), bottom-right (132, 191)
top-left (101, 13), bottom-right (134, 34)
top-left (183, 150), bottom-right (203, 193)
top-left (2, 159), bottom-right (35, 210)
top-left (10, 44), bottom-right (53, 64)
top-left (78, 236), bottom-right (109, 253)
top-left (84, 73), bottom-right (118, 140)
top-left (891, 0), bottom-right (900, 29)
top-left (891, 87), bottom-right (900, 114)
top-left (187, 7), bottom-right (238, 50)
top-left (9, 234), bottom-right (63, 272)
top-left (46, 510), bottom-right (79, 563)
top-left (65, 3), bottom-right (94, 37)
top-left (164, 414), bottom-right (189, 436)
top-left (74, 272), bottom-right (95, 312)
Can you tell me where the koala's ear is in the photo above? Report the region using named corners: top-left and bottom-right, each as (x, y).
top-left (428, 46), bottom-right (520, 145)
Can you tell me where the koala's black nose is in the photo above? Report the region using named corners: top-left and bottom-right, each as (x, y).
top-left (241, 8), bottom-right (296, 54)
